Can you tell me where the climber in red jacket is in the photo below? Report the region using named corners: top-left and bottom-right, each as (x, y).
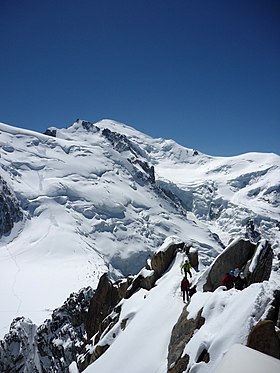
top-left (221, 272), bottom-right (235, 290)
top-left (181, 276), bottom-right (190, 302)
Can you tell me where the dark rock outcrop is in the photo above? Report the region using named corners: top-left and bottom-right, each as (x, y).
top-left (43, 128), bottom-right (57, 137)
top-left (101, 127), bottom-right (155, 184)
top-left (167, 308), bottom-right (205, 372)
top-left (187, 249), bottom-right (199, 271)
top-left (196, 348), bottom-right (210, 363)
top-left (151, 242), bottom-right (184, 278)
top-left (78, 274), bottom-right (131, 372)
top-left (36, 286), bottom-right (94, 372)
top-left (0, 176), bottom-right (23, 237)
top-left (247, 320), bottom-right (280, 359)
top-left (0, 287), bottom-right (94, 373)
top-left (203, 239), bottom-right (256, 291)
top-left (245, 219), bottom-right (261, 243)
top-left (85, 273), bottom-right (129, 342)
top-left (0, 317), bottom-right (39, 373)
top-left (125, 242), bottom-right (184, 298)
top-left (247, 241), bottom-right (273, 285)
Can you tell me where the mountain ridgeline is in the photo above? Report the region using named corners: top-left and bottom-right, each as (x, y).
top-left (0, 119), bottom-right (279, 372)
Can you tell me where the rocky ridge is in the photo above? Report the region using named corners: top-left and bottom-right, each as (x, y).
top-left (0, 175), bottom-right (23, 238)
top-left (0, 237), bottom-right (279, 372)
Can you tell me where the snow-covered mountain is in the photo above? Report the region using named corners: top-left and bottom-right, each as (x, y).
top-left (0, 119), bottom-right (279, 372)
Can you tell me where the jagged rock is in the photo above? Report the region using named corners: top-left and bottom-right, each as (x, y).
top-left (85, 274), bottom-right (129, 342)
top-left (43, 128), bottom-right (57, 137)
top-left (78, 276), bottom-right (130, 371)
top-left (247, 241), bottom-right (273, 285)
top-left (168, 355), bottom-right (189, 373)
top-left (0, 287), bottom-right (94, 373)
top-left (0, 317), bottom-right (39, 373)
top-left (167, 308), bottom-right (205, 372)
top-left (125, 242), bottom-right (184, 298)
top-left (133, 159), bottom-right (155, 184)
top-left (266, 290), bottom-right (280, 328)
top-left (247, 320), bottom-right (280, 359)
top-left (80, 120), bottom-right (96, 132)
top-left (36, 286), bottom-right (94, 371)
top-left (196, 348), bottom-right (210, 363)
top-left (188, 249), bottom-right (199, 271)
top-left (245, 219), bottom-right (261, 243)
top-left (79, 343), bottom-right (110, 371)
top-left (151, 242), bottom-right (184, 277)
top-left (203, 239), bottom-right (256, 291)
top-left (101, 127), bottom-right (155, 184)
top-left (0, 176), bottom-right (23, 237)
top-left (125, 271), bottom-right (156, 298)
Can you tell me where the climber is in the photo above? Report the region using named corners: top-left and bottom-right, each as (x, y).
top-left (181, 258), bottom-right (192, 278)
top-left (181, 276), bottom-right (190, 302)
top-left (221, 271), bottom-right (235, 290)
top-left (234, 272), bottom-right (247, 290)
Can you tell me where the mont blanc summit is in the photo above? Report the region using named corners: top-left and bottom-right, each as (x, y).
top-left (0, 119), bottom-right (279, 372)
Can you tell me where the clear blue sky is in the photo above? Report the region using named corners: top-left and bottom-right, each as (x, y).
top-left (0, 0), bottom-right (279, 156)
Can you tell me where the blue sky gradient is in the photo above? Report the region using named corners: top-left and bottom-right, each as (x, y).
top-left (0, 0), bottom-right (279, 155)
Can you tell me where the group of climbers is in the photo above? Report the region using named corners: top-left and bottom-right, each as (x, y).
top-left (180, 252), bottom-right (249, 303)
top-left (180, 257), bottom-right (196, 302)
top-left (221, 268), bottom-right (248, 290)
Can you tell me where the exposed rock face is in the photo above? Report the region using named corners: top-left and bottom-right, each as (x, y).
top-left (203, 239), bottom-right (256, 291)
top-left (125, 242), bottom-right (184, 298)
top-left (247, 241), bottom-right (273, 285)
top-left (0, 175), bottom-right (23, 237)
top-left (187, 248), bottom-right (199, 271)
top-left (80, 120), bottom-right (98, 132)
top-left (0, 317), bottom-right (39, 373)
top-left (167, 308), bottom-right (205, 372)
top-left (85, 273), bottom-right (129, 342)
top-left (266, 290), bottom-right (280, 329)
top-left (245, 219), bottom-right (261, 243)
top-left (78, 274), bottom-right (131, 371)
top-left (43, 128), bottom-right (57, 137)
top-left (151, 243), bottom-right (184, 278)
top-left (36, 286), bottom-right (93, 372)
top-left (247, 290), bottom-right (280, 360)
top-left (0, 287), bottom-right (94, 373)
top-left (101, 127), bottom-right (155, 184)
top-left (247, 320), bottom-right (280, 359)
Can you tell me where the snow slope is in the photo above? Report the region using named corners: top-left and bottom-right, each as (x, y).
top-left (0, 119), bottom-right (279, 372)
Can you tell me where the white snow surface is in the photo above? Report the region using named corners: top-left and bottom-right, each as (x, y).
top-left (0, 119), bottom-right (280, 372)
top-left (214, 344), bottom-right (280, 373)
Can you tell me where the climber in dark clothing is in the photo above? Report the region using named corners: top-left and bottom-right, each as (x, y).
top-left (181, 276), bottom-right (190, 302)
top-left (234, 272), bottom-right (247, 290)
top-left (221, 272), bottom-right (235, 290)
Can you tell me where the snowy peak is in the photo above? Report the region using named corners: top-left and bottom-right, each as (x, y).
top-left (0, 119), bottom-right (226, 340)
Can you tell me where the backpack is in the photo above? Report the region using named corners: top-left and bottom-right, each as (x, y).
top-left (181, 278), bottom-right (190, 290)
